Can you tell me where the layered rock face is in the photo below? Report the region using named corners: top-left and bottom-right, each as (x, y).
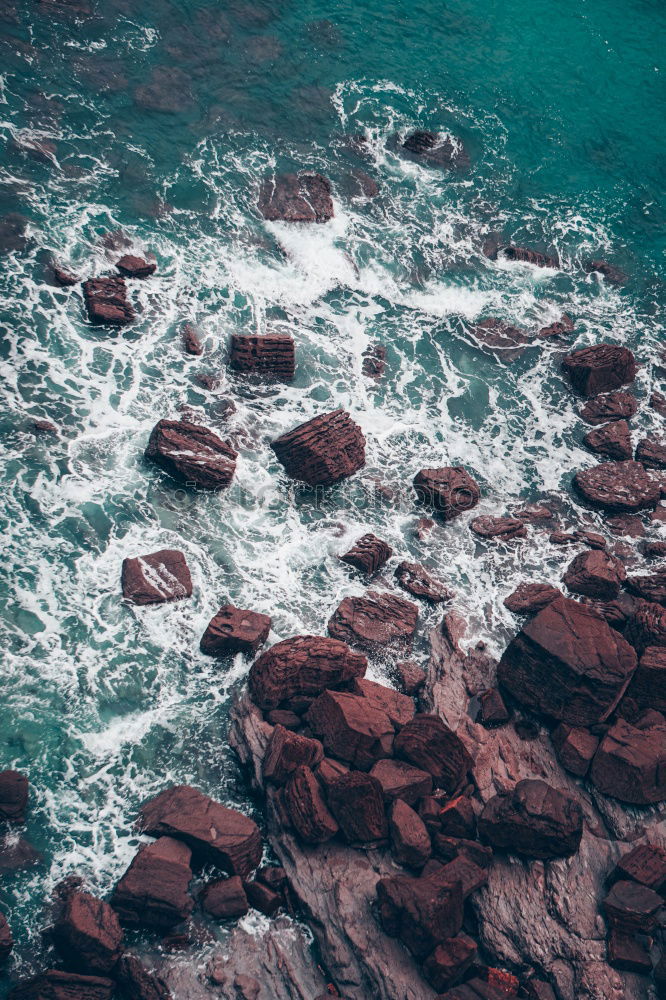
top-left (562, 549), bottom-right (626, 599)
top-left (229, 334), bottom-right (295, 381)
top-left (414, 467), bottom-right (481, 521)
top-left (583, 420), bottom-right (632, 460)
top-left (52, 891), bottom-right (123, 974)
top-left (200, 604), bottom-right (271, 657)
top-left (328, 590), bottom-right (419, 650)
top-left (271, 409), bottom-right (366, 486)
top-left (8, 970), bottom-right (115, 999)
top-left (562, 345), bottom-right (636, 396)
top-left (589, 716), bottom-right (666, 805)
top-left (340, 533), bottom-right (392, 575)
top-left (248, 635), bottom-right (367, 710)
top-left (115, 254), bottom-right (156, 278)
top-left (574, 460), bottom-right (660, 513)
top-left (145, 419), bottom-right (237, 491)
top-left (478, 780), bottom-right (584, 859)
top-left (83, 276), bottom-right (135, 325)
top-left (121, 549), bottom-right (192, 606)
top-left (111, 836), bottom-right (193, 928)
top-left (580, 391), bottom-right (638, 424)
top-left (258, 173), bottom-right (334, 222)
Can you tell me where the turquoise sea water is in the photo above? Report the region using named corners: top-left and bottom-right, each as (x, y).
top-left (0, 0), bottom-right (665, 987)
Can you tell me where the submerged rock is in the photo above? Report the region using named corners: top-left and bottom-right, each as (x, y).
top-left (229, 334), bottom-right (295, 381)
top-left (121, 549), bottom-right (192, 606)
top-left (413, 466), bottom-right (481, 521)
top-left (362, 343), bottom-right (386, 379)
top-left (562, 345), bottom-right (636, 396)
top-left (115, 254), bottom-right (156, 278)
top-left (468, 318), bottom-right (533, 362)
top-left (494, 244), bottom-right (559, 268)
top-left (145, 419), bottom-right (237, 491)
top-left (0, 770), bottom-right (28, 823)
top-left (0, 912), bottom-right (13, 962)
top-left (328, 590), bottom-right (419, 650)
top-left (584, 259), bottom-right (627, 286)
top-left (394, 561), bottom-right (454, 603)
top-left (574, 460), bottom-right (660, 513)
top-left (83, 276), bottom-right (135, 326)
top-left (258, 173), bottom-right (334, 222)
top-left (200, 604), bottom-right (271, 657)
top-left (401, 129), bottom-right (469, 169)
top-left (478, 779), bottom-right (583, 859)
top-left (248, 635), bottom-right (367, 710)
top-left (271, 409), bottom-right (366, 486)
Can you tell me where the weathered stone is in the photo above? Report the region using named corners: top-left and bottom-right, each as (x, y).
top-left (563, 549), bottom-right (626, 599)
top-left (636, 435), bottom-right (666, 469)
top-left (589, 716), bottom-right (666, 804)
top-left (627, 567), bottom-right (666, 606)
top-left (389, 799), bottom-right (431, 869)
top-left (8, 971), bottom-right (114, 999)
top-left (145, 419), bottom-right (237, 491)
top-left (439, 796), bottom-right (476, 839)
top-left (394, 561), bottom-right (454, 603)
top-left (607, 514), bottom-right (645, 538)
top-left (328, 590), bottom-right (418, 650)
top-left (121, 549), bottom-right (192, 606)
top-left (551, 724), bottom-right (599, 777)
top-left (0, 770), bottom-right (28, 823)
top-left (642, 539), bottom-right (666, 558)
top-left (284, 765), bottom-right (339, 844)
top-left (0, 835), bottom-right (42, 873)
top-left (394, 714), bottom-right (473, 793)
top-left (432, 836), bottom-right (494, 870)
top-left (229, 334), bottom-right (295, 381)
top-left (414, 466), bottom-right (481, 521)
top-left (262, 725), bottom-right (323, 785)
top-left (83, 276), bottom-right (134, 325)
top-left (362, 343), bottom-right (386, 379)
top-left (376, 871), bottom-right (464, 958)
top-left (583, 420), bottom-right (632, 460)
top-left (265, 709), bottom-right (301, 729)
top-left (431, 855), bottom-right (488, 898)
top-left (580, 391), bottom-right (638, 425)
top-left (327, 771), bottom-right (388, 843)
top-left (199, 876), bottom-right (248, 919)
top-left (114, 954), bottom-right (172, 1000)
top-left (111, 837), bottom-right (193, 928)
top-left (537, 314), bottom-right (574, 340)
top-left (503, 582), bottom-right (561, 614)
top-left (248, 635), bottom-right (366, 711)
top-left (52, 891), bottom-right (123, 975)
top-left (478, 779), bottom-right (584, 859)
top-left (523, 982), bottom-right (557, 1000)
top-left (53, 265), bottom-right (79, 287)
top-left (352, 677), bottom-right (415, 727)
top-left (401, 130), bottom-right (469, 169)
top-left (650, 391), bottom-right (666, 417)
top-left (200, 604), bottom-right (271, 657)
top-left (394, 659), bottom-right (426, 695)
top-left (339, 533), bottom-right (392, 575)
top-left (369, 759), bottom-right (432, 805)
top-left (0, 911), bottom-right (13, 962)
top-left (606, 928), bottom-right (652, 974)
top-left (575, 459), bottom-right (661, 513)
top-left (613, 843), bottom-right (666, 892)
top-left (244, 879), bottom-right (282, 916)
top-left (271, 409), bottom-right (365, 486)
top-left (306, 690), bottom-right (393, 768)
top-left (258, 173), bottom-right (334, 222)
top-left (181, 321), bottom-right (203, 356)
top-left (470, 515), bottom-right (526, 541)
top-left (625, 598), bottom-right (666, 653)
top-left (625, 645), bottom-right (666, 712)
top-left (478, 687), bottom-right (511, 727)
top-left (422, 934), bottom-right (477, 991)
top-left (562, 345), bottom-right (636, 396)
top-left (468, 318), bottom-right (533, 363)
top-left (314, 757), bottom-right (349, 794)
top-left (583, 259), bottom-right (627, 285)
top-left (602, 879), bottom-right (662, 932)
top-left (116, 254), bottom-right (155, 278)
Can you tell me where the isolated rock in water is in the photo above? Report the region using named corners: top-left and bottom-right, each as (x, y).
top-left (340, 533), bottom-right (392, 575)
top-left (562, 344), bottom-right (636, 396)
top-left (414, 466), bottom-right (481, 521)
top-left (389, 799), bottom-right (431, 869)
top-left (401, 129), bottom-right (469, 169)
top-left (478, 779), bottom-right (583, 859)
top-left (145, 419), bottom-right (237, 491)
top-left (563, 549), bottom-right (626, 600)
top-left (0, 912), bottom-right (13, 961)
top-left (262, 725), bottom-right (323, 785)
top-left (625, 645), bottom-right (666, 712)
top-left (121, 549), bottom-right (192, 606)
top-left (8, 971), bottom-right (114, 999)
top-left (613, 843), bottom-right (666, 892)
top-left (114, 954), bottom-right (172, 1000)
top-left (574, 460), bottom-right (660, 513)
top-left (394, 714), bottom-right (473, 793)
top-left (200, 604), bottom-right (271, 657)
top-left (83, 276), bottom-right (135, 326)
top-left (583, 420), bottom-right (632, 461)
top-left (271, 409), bottom-right (365, 486)
top-left (369, 759), bottom-right (433, 805)
top-left (326, 770), bottom-right (388, 843)
top-left (376, 870), bottom-right (464, 958)
top-left (394, 561), bottom-right (454, 603)
top-left (422, 934), bottom-right (477, 992)
top-left (111, 837), bottom-right (193, 928)
top-left (470, 515), bottom-right (526, 541)
top-left (199, 876), bottom-right (249, 920)
top-left (283, 764), bottom-right (339, 844)
top-left (0, 770), bottom-right (28, 823)
top-left (503, 582), bottom-right (561, 614)
top-left (362, 343), bottom-right (386, 379)
top-left (53, 265), bottom-right (79, 287)
top-left (497, 596), bottom-right (637, 726)
top-left (602, 880), bottom-right (662, 932)
top-left (137, 784), bottom-right (262, 875)
top-left (134, 67), bottom-right (193, 113)
top-left (181, 321), bottom-right (203, 356)
top-left (248, 635), bottom-right (367, 710)
top-left (229, 334), bottom-right (295, 381)
top-left (495, 244), bottom-right (559, 268)
top-left (305, 690), bottom-right (394, 769)
top-left (468, 318), bottom-right (533, 362)
top-left (52, 891), bottom-right (123, 975)
top-left (328, 590), bottom-right (418, 650)
top-left (352, 677), bottom-right (415, 727)
top-left (551, 724), bottom-right (599, 777)
top-left (580, 391), bottom-right (638, 425)
top-left (258, 173), bottom-right (334, 222)
top-left (115, 254), bottom-right (156, 278)
top-left (589, 716), bottom-right (666, 804)
top-left (635, 435), bottom-right (666, 469)
top-left (536, 313), bottom-right (575, 340)
top-left (626, 567), bottom-right (666, 606)
top-left (584, 259), bottom-right (627, 285)
top-left (0, 835), bottom-right (42, 873)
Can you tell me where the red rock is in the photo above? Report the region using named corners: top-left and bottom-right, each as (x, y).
top-left (651, 504), bottom-right (666, 523)
top-left (470, 515), bottom-right (526, 541)
top-left (563, 549), bottom-right (626, 599)
top-left (477, 969), bottom-right (520, 995)
top-left (0, 911), bottom-right (12, 962)
top-left (181, 321), bottom-right (203, 356)
top-left (137, 784), bottom-right (262, 876)
top-left (551, 723), bottom-right (599, 776)
top-left (650, 391), bottom-right (666, 417)
top-left (305, 690), bottom-right (394, 769)
top-left (116, 254), bottom-right (156, 278)
top-left (478, 779), bottom-right (583, 859)
top-left (413, 466), bottom-right (481, 521)
top-left (583, 259), bottom-right (627, 285)
top-left (376, 870), bottom-right (464, 958)
top-left (607, 514), bottom-right (645, 537)
top-left (271, 409), bottom-right (365, 486)
top-left (583, 420), bottom-right (632, 460)
top-left (523, 982), bottom-right (557, 1000)
top-left (199, 876), bottom-right (248, 919)
top-left (314, 756), bottom-right (349, 793)
top-left (394, 561), bottom-right (454, 603)
top-left (83, 276), bottom-right (134, 326)
top-left (627, 567), bottom-right (666, 605)
top-left (498, 597), bottom-right (637, 726)
top-left (389, 799), bottom-right (431, 868)
top-left (422, 934), bottom-right (477, 991)
top-left (642, 540), bottom-right (666, 558)
top-left (262, 725), bottom-right (323, 785)
top-left (284, 765), bottom-right (339, 844)
top-left (258, 173), bottom-right (333, 222)
top-left (114, 954), bottom-right (172, 1000)
top-left (580, 391), bottom-right (638, 425)
top-left (549, 531), bottom-right (577, 545)
top-left (248, 635), bottom-right (367, 711)
top-left (589, 716), bottom-right (666, 804)
top-left (625, 598), bottom-right (666, 652)
top-left (625, 645), bottom-right (666, 711)
top-left (265, 708), bottom-right (301, 729)
top-left (402, 130), bottom-right (470, 169)
top-left (31, 419), bottom-right (59, 435)
top-left (512, 504), bottom-right (554, 522)
top-left (111, 837), bottom-right (193, 928)
top-left (352, 677), bottom-right (415, 727)
top-left (8, 970), bottom-right (114, 999)
top-left (602, 879), bottom-right (662, 932)
top-left (613, 843), bottom-right (666, 892)
top-left (200, 604), bottom-right (271, 657)
top-left (327, 770), bottom-right (388, 843)
top-left (362, 343), bottom-right (386, 379)
top-left (339, 533), bottom-right (392, 575)
top-left (536, 314), bottom-right (574, 340)
top-left (52, 891), bottom-right (122, 974)
top-left (562, 344), bottom-right (636, 396)
top-left (575, 460), bottom-right (661, 513)
top-left (432, 855), bottom-right (487, 898)
top-left (244, 879), bottom-right (282, 916)
top-left (433, 836), bottom-right (494, 869)
top-left (394, 714), bottom-right (473, 793)
top-left (369, 759), bottom-right (432, 805)
top-left (394, 659), bottom-right (426, 695)
top-left (503, 583), bottom-right (561, 614)
top-left (53, 265), bottom-right (79, 287)
top-left (145, 419), bottom-right (237, 491)
top-left (477, 687), bottom-right (510, 728)
top-left (468, 318), bottom-right (533, 363)
top-left (328, 590), bottom-right (418, 650)
top-left (439, 796), bottom-right (476, 839)
top-left (636, 435), bottom-right (666, 469)
top-left (0, 770), bottom-right (28, 823)
top-left (606, 927), bottom-right (652, 974)
top-left (414, 516), bottom-right (435, 540)
top-left (121, 549), bottom-right (192, 606)
top-left (0, 835), bottom-right (42, 873)
top-left (229, 334), bottom-right (295, 381)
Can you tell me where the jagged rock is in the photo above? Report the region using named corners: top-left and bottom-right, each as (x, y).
top-left (229, 334), bottom-right (295, 381)
top-left (200, 876), bottom-right (248, 919)
top-left (563, 549), bottom-right (626, 600)
top-left (262, 725), bottom-right (323, 785)
top-left (314, 757), bottom-right (349, 793)
top-left (340, 533), bottom-right (392, 575)
top-left (549, 531), bottom-right (577, 545)
top-left (389, 799), bottom-right (431, 868)
top-left (606, 928), bottom-right (652, 974)
top-left (362, 343), bottom-right (386, 379)
top-left (115, 954), bottom-right (172, 1000)
top-left (369, 759), bottom-right (433, 805)
top-left (116, 254), bottom-right (156, 278)
top-left (431, 855), bottom-right (488, 898)
top-left (327, 770), bottom-right (388, 843)
top-left (478, 687), bottom-right (510, 727)
top-left (0, 770), bottom-right (28, 822)
top-left (413, 466), bottom-right (481, 521)
top-left (495, 244), bottom-right (559, 268)
top-left (537, 314), bottom-right (574, 340)
top-left (583, 420), bottom-right (632, 461)
top-left (602, 880), bottom-right (662, 932)
top-left (394, 714), bottom-right (473, 793)
top-left (248, 635), bottom-right (367, 710)
top-left (200, 604), bottom-right (271, 657)
top-left (613, 843), bottom-right (666, 892)
top-left (470, 515), bottom-right (526, 541)
top-left (551, 724), bottom-right (599, 777)
top-left (271, 409), bottom-right (365, 486)
top-left (468, 318), bottom-right (532, 362)
top-left (145, 419), bottom-right (237, 491)
top-left (111, 837), bottom-right (193, 928)
top-left (625, 646), bottom-right (666, 712)
top-left (439, 796), bottom-right (476, 839)
top-left (414, 516), bottom-right (435, 540)
top-left (244, 880), bottom-right (282, 916)
top-left (394, 561), bottom-right (454, 603)
top-left (431, 840), bottom-right (493, 873)
top-left (137, 785), bottom-right (262, 876)
top-left (627, 567), bottom-right (666, 606)
top-left (589, 716), bottom-right (666, 804)
top-left (328, 590), bottom-right (418, 650)
top-left (497, 597), bottom-right (637, 726)
top-left (352, 677), bottom-right (415, 727)
top-left (83, 276), bottom-right (134, 325)
top-left (394, 660), bottom-right (426, 695)
top-left (284, 765), bottom-right (339, 844)
top-left (584, 260), bottom-right (627, 285)
top-left (401, 130), bottom-right (469, 169)
top-left (121, 549), bottom-right (192, 606)
top-left (580, 391), bottom-right (638, 425)
top-left (422, 934), bottom-right (477, 991)
top-left (181, 321), bottom-right (203, 356)
top-left (562, 345), bottom-right (636, 396)
top-left (0, 911), bottom-right (13, 961)
top-left (376, 871), bottom-right (463, 958)
top-left (52, 891), bottom-right (123, 974)
top-left (503, 582), bottom-right (561, 614)
top-left (53, 265), bottom-right (79, 286)
top-left (625, 599), bottom-right (666, 652)
top-left (8, 971), bottom-right (114, 999)
top-left (258, 173), bottom-right (334, 222)
top-left (478, 780), bottom-right (583, 859)
top-left (650, 391), bottom-right (666, 417)
top-left (636, 436), bottom-right (666, 469)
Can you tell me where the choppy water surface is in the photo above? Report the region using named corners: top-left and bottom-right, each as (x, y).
top-left (0, 0), bottom-right (665, 984)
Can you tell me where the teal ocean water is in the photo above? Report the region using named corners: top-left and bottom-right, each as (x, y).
top-left (1, 0), bottom-right (665, 986)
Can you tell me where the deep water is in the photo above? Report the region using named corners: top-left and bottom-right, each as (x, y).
top-left (0, 0), bottom-right (665, 989)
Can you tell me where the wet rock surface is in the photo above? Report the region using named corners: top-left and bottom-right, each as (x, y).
top-left (229, 334), bottom-right (296, 381)
top-left (258, 172), bottom-right (334, 222)
top-left (562, 345), bottom-right (636, 396)
top-left (580, 391), bottom-right (638, 424)
top-left (248, 634), bottom-right (367, 710)
top-left (328, 590), bottom-right (419, 650)
top-left (271, 408), bottom-right (366, 486)
top-left (200, 604), bottom-right (271, 657)
top-left (583, 419), bottom-right (632, 460)
top-left (145, 419), bottom-right (237, 491)
top-left (402, 130), bottom-right (470, 169)
top-left (394, 561), bottom-right (454, 603)
top-left (121, 549), bottom-right (192, 606)
top-left (340, 533), bottom-right (392, 575)
top-left (83, 276), bottom-right (135, 326)
top-left (574, 460), bottom-right (661, 513)
top-left (414, 466), bottom-right (481, 521)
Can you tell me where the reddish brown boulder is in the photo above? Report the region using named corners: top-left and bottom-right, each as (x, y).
top-left (200, 604), bottom-right (271, 657)
top-left (369, 759), bottom-right (432, 805)
top-left (650, 391), bottom-right (666, 417)
top-left (537, 314), bottom-right (574, 340)
top-left (258, 173), bottom-right (334, 223)
top-left (402, 130), bottom-right (469, 169)
top-left (580, 391), bottom-right (638, 425)
top-left (229, 334), bottom-right (295, 381)
top-left (145, 419), bottom-right (237, 491)
top-left (423, 934), bottom-right (477, 991)
top-left (562, 549), bottom-right (626, 599)
top-left (394, 714), bottom-right (473, 793)
top-left (114, 954), bottom-right (172, 1000)
top-left (244, 879), bottom-right (282, 916)
top-left (625, 598), bottom-right (666, 652)
top-left (248, 635), bottom-right (367, 710)
top-left (283, 765), bottom-right (339, 844)
top-left (625, 645), bottom-right (666, 712)
top-left (271, 409), bottom-right (365, 486)
top-left (478, 687), bottom-right (510, 727)
top-left (497, 597), bottom-right (637, 726)
top-left (389, 799), bottom-right (431, 869)
top-left (607, 514), bottom-right (645, 537)
top-left (83, 276), bottom-right (135, 326)
top-left (0, 911), bottom-right (12, 962)
top-left (0, 770), bottom-right (28, 823)
top-left (431, 855), bottom-right (488, 898)
top-left (584, 259), bottom-right (627, 285)
top-left (470, 515), bottom-right (526, 541)
top-left (352, 677), bottom-right (415, 727)
top-left (602, 879), bottom-right (662, 932)
top-left (52, 891), bottom-right (122, 975)
top-left (339, 533), bottom-right (392, 575)
top-left (478, 779), bottom-right (583, 859)
top-left (627, 567), bottom-right (666, 605)
top-left (614, 844), bottom-right (666, 892)
top-left (121, 550), bottom-right (192, 606)
top-left (111, 837), bottom-right (193, 928)
top-left (439, 796), bottom-right (476, 839)
top-left (116, 255), bottom-right (155, 278)
top-left (589, 716), bottom-right (666, 804)
top-left (636, 435), bottom-right (666, 469)
top-left (328, 590), bottom-right (418, 650)
top-left (413, 466), bottom-right (480, 521)
top-left (606, 928), bottom-right (652, 974)
top-left (562, 344), bottom-right (636, 396)
top-left (376, 871), bottom-right (463, 958)
top-left (394, 561), bottom-right (454, 603)
top-left (499, 243), bottom-right (559, 267)
top-left (314, 756), bottom-right (349, 793)
top-left (551, 724), bottom-right (599, 777)
top-left (327, 771), bottom-right (388, 843)
top-left (181, 322), bottom-right (203, 356)
top-left (362, 343), bottom-right (386, 379)
top-left (433, 836), bottom-right (493, 870)
top-left (394, 660), bottom-right (426, 695)
top-left (503, 582), bottom-right (561, 614)
top-left (262, 724), bottom-right (323, 785)
top-left (137, 785), bottom-right (262, 876)
top-left (468, 318), bottom-right (532, 363)
top-left (8, 971), bottom-right (115, 999)
top-left (0, 835), bottom-right (42, 873)
top-left (583, 420), bottom-right (632, 460)
top-left (53, 266), bottom-right (79, 287)
top-left (199, 876), bottom-right (248, 919)
top-left (305, 690), bottom-right (393, 769)
top-left (574, 460), bottom-right (661, 513)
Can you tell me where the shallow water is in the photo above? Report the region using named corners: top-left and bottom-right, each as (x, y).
top-left (0, 0), bottom-right (665, 986)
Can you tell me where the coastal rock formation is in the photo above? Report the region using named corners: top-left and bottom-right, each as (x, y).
top-left (625, 646), bottom-right (666, 711)
top-left (583, 259), bottom-right (627, 285)
top-left (413, 467), bottom-right (481, 521)
top-left (394, 561), bottom-right (454, 603)
top-left (503, 582), bottom-right (561, 614)
top-left (145, 419), bottom-right (237, 491)
top-left (470, 515), bottom-right (527, 541)
top-left (121, 549), bottom-right (192, 606)
top-left (388, 799), bottom-right (431, 868)
top-left (468, 318), bottom-right (532, 362)
top-left (0, 770), bottom-right (28, 822)
top-left (589, 716), bottom-right (666, 804)
top-left (115, 254), bottom-right (156, 278)
top-left (271, 409), bottom-right (366, 486)
top-left (305, 690), bottom-right (394, 769)
top-left (83, 276), bottom-right (135, 325)
top-left (248, 635), bottom-right (367, 710)
top-left (478, 779), bottom-right (583, 859)
top-left (200, 877), bottom-right (249, 920)
top-left (401, 130), bottom-right (469, 169)
top-left (111, 837), bottom-right (193, 928)
top-left (625, 598), bottom-right (666, 652)
top-left (340, 533), bottom-right (392, 575)
top-left (53, 265), bottom-right (79, 286)
top-left (52, 891), bottom-right (123, 974)
top-left (422, 935), bottom-right (476, 992)
top-left (328, 590), bottom-right (419, 649)
top-left (0, 912), bottom-right (12, 962)
top-left (200, 604), bottom-right (271, 657)
top-left (284, 764), bottom-right (339, 844)
top-left (229, 334), bottom-right (295, 381)
top-left (352, 677), bottom-right (415, 727)
top-left (394, 714), bottom-right (473, 793)
top-left (574, 460), bottom-right (660, 513)
top-left (258, 173), bottom-right (334, 222)
top-left (327, 771), bottom-right (388, 843)
top-left (181, 322), bottom-right (203, 356)
top-left (602, 880), bottom-right (662, 932)
top-left (262, 725), bottom-right (323, 785)
top-left (580, 391), bottom-right (638, 424)
top-left (626, 567), bottom-right (666, 605)
top-left (583, 420), bottom-right (632, 460)
top-left (495, 244), bottom-right (559, 268)
top-left (562, 549), bottom-right (626, 599)
top-left (537, 314), bottom-right (574, 340)
top-left (362, 343), bottom-right (386, 379)
top-left (635, 435), bottom-right (666, 469)
top-left (8, 971), bottom-right (115, 999)
top-left (562, 345), bottom-right (636, 396)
